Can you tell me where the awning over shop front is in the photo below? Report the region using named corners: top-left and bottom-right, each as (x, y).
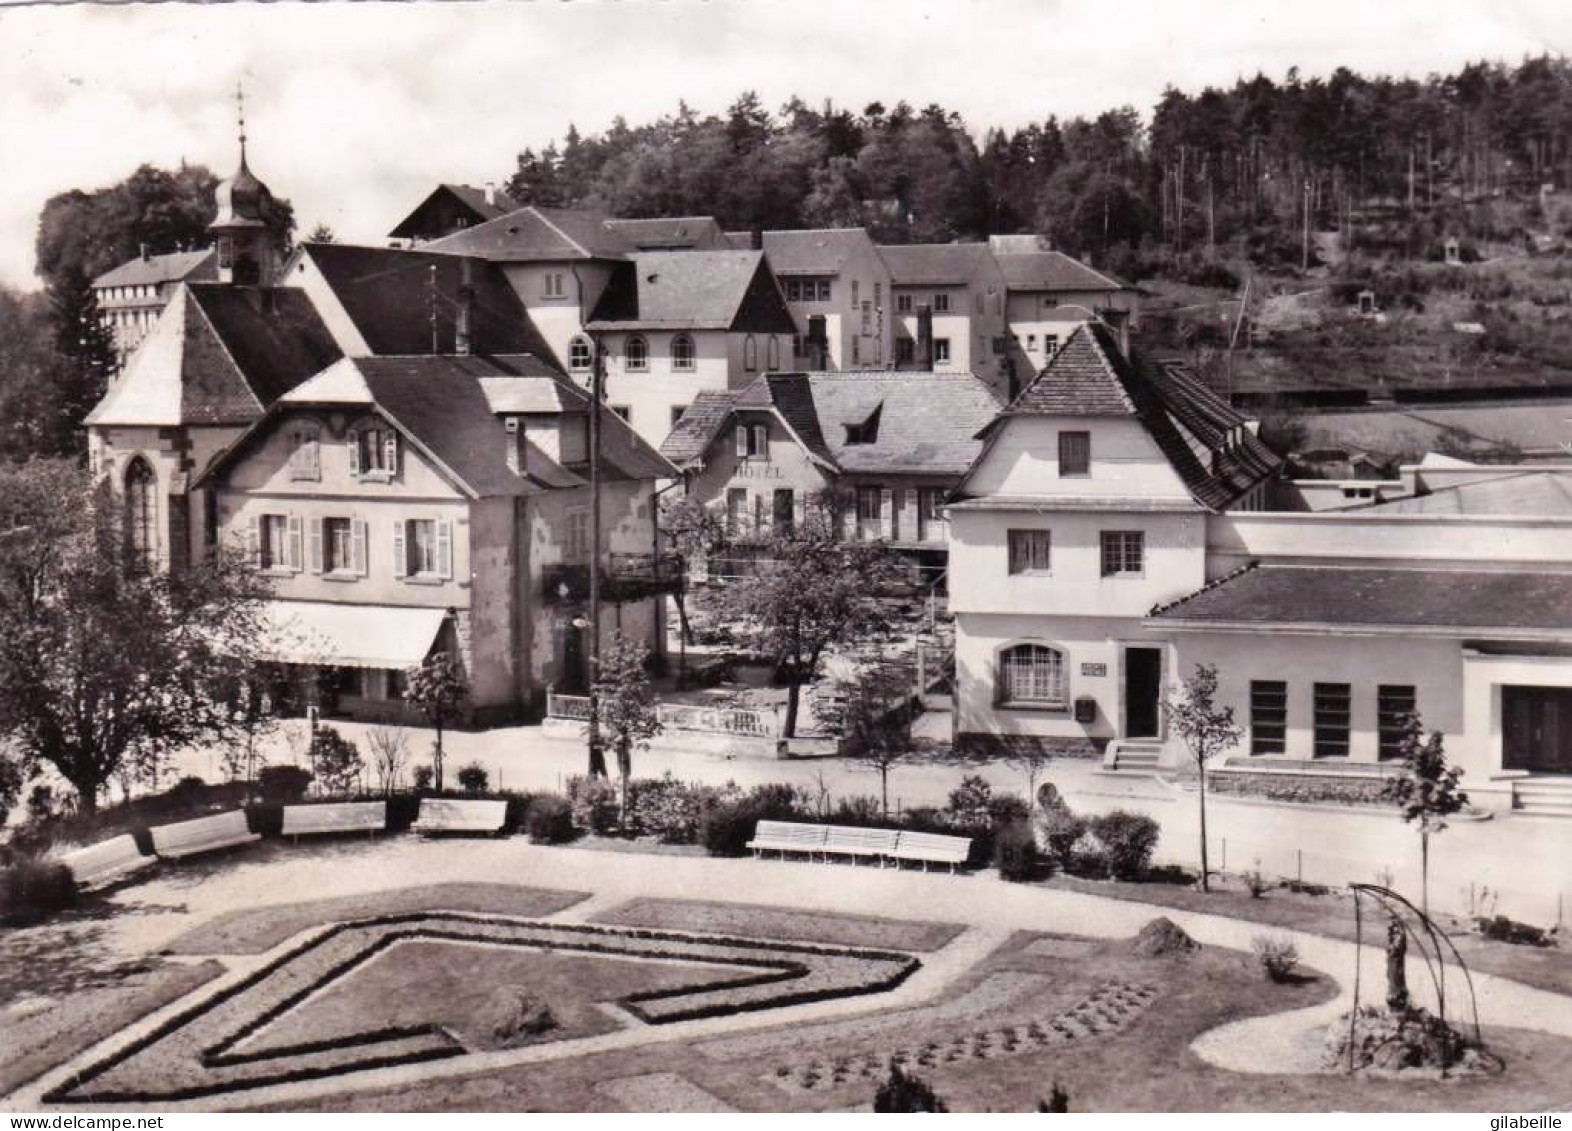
top-left (258, 600), bottom-right (448, 670)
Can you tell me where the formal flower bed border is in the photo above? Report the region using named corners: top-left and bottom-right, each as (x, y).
top-left (48, 913), bottom-right (919, 1104)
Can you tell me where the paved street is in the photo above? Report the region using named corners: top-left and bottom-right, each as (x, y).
top-left (167, 714), bottom-right (1572, 924)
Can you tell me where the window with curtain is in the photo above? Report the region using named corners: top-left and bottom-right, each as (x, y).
top-left (672, 334), bottom-right (695, 371)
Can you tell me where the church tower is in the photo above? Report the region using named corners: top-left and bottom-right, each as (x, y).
top-left (209, 86), bottom-right (280, 286)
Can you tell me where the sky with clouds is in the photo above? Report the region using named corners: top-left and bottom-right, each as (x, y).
top-left (0, 0), bottom-right (1567, 290)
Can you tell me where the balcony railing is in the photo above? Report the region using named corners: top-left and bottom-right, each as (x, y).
top-left (542, 552), bottom-right (684, 605)
top-left (546, 687), bottom-right (780, 738)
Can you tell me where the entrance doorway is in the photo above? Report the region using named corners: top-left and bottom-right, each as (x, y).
top-left (1124, 647), bottom-right (1163, 739)
top-left (562, 620), bottom-right (587, 693)
top-left (1503, 685), bottom-right (1572, 773)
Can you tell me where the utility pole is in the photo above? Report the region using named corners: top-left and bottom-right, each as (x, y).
top-left (585, 338), bottom-right (608, 778)
top-left (1301, 178), bottom-right (1312, 273)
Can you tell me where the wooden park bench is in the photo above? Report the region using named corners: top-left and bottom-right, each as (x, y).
top-left (411, 798), bottom-right (508, 836)
top-left (890, 830), bottom-right (972, 873)
top-left (150, 810), bottom-right (261, 861)
top-left (747, 819), bottom-right (828, 860)
top-left (281, 801), bottom-right (387, 842)
top-left (56, 834), bottom-right (155, 891)
top-left (821, 825), bottom-right (902, 865)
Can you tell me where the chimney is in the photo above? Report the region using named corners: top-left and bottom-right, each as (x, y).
top-left (140, 243), bottom-right (150, 262)
top-left (916, 304), bottom-right (935, 371)
top-left (484, 181), bottom-right (498, 207)
top-left (750, 228), bottom-right (763, 251)
top-left (456, 258), bottom-right (475, 356)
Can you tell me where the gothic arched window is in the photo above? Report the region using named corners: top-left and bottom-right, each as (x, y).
top-left (125, 457), bottom-right (157, 570)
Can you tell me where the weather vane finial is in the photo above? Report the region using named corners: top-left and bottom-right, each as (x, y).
top-left (236, 80), bottom-right (247, 162)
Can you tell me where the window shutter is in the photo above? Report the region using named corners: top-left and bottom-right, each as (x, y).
top-left (903, 489), bottom-right (919, 538)
top-left (753, 494), bottom-right (765, 537)
top-left (794, 492), bottom-right (807, 534)
top-left (306, 433), bottom-right (320, 480)
top-left (384, 432), bottom-right (399, 477)
top-left (287, 515), bottom-right (303, 572)
top-left (392, 521), bottom-right (406, 579)
top-left (437, 520), bottom-right (453, 579)
top-left (308, 518), bottom-right (323, 574)
top-left (247, 515), bottom-right (259, 566)
top-left (841, 499), bottom-right (855, 541)
top-left (880, 488), bottom-right (893, 539)
top-left (754, 425), bottom-right (770, 461)
top-left (347, 429), bottom-right (360, 475)
top-left (352, 519), bottom-right (368, 577)
top-left (735, 426), bottom-right (748, 458)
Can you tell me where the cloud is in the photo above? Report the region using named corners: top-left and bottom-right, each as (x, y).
top-left (0, 0), bottom-right (1566, 290)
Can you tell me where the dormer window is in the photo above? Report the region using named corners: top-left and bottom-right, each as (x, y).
top-left (843, 403), bottom-right (883, 445)
top-left (569, 336), bottom-right (593, 372)
top-left (736, 423), bottom-right (769, 460)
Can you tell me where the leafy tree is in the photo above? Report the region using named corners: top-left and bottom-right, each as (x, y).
top-left (403, 652), bottom-right (467, 792)
top-left (217, 678), bottom-right (277, 784)
top-left (0, 286), bottom-right (72, 461)
top-left (309, 725), bottom-right (363, 795)
top-left (1165, 663), bottom-right (1243, 892)
top-left (657, 494), bottom-right (726, 683)
top-left (710, 512), bottom-right (897, 738)
top-left (306, 222), bottom-right (336, 243)
top-left (818, 658), bottom-right (915, 818)
top-left (1382, 714), bottom-right (1468, 917)
top-left (592, 632), bottom-right (662, 825)
top-left (0, 460), bottom-right (271, 813)
top-left (45, 269), bottom-right (116, 457)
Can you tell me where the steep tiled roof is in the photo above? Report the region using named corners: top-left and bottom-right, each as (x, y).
top-left (299, 243), bottom-right (556, 361)
top-left (1366, 471), bottom-right (1572, 517)
top-left (93, 248), bottom-right (217, 289)
top-left (760, 229), bottom-right (872, 274)
top-left (805, 371), bottom-right (1001, 474)
top-left (386, 184), bottom-right (523, 240)
top-left (267, 355), bottom-right (672, 496)
top-left (442, 183), bottom-right (520, 220)
top-left (587, 250), bottom-right (794, 333)
top-left (85, 284), bottom-right (340, 428)
top-left (660, 389), bottom-right (738, 469)
top-left (604, 216), bottom-right (728, 250)
top-left (995, 249), bottom-right (1127, 292)
top-left (987, 323), bottom-right (1279, 511)
top-left (878, 243), bottom-right (993, 286)
top-left (425, 205), bottom-right (631, 261)
top-left (666, 372), bottom-right (1001, 476)
top-left (1148, 563), bottom-right (1572, 635)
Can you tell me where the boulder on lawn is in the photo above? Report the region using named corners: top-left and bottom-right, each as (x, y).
top-left (1129, 917), bottom-right (1199, 957)
top-left (472, 985), bottom-right (558, 1048)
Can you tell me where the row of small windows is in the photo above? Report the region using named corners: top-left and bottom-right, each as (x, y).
top-left (286, 422), bottom-right (399, 482)
top-left (249, 512), bottom-right (453, 581)
top-left (1249, 681), bottom-right (1416, 759)
top-left (569, 334), bottom-right (782, 374)
top-left (1006, 529), bottom-right (1145, 577)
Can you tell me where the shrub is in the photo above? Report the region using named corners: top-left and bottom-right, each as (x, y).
top-left (994, 818), bottom-right (1041, 882)
top-left (1476, 914), bottom-right (1552, 947)
top-left (1252, 936), bottom-right (1300, 982)
top-left (566, 775), bottom-right (618, 834)
top-left (168, 776), bottom-right (209, 808)
top-left (873, 1062), bottom-right (948, 1113)
top-left (0, 858), bottom-right (78, 922)
top-left (987, 793), bottom-right (1031, 826)
top-left (257, 765), bottom-right (312, 804)
top-left (1038, 1083), bottom-right (1070, 1112)
top-left (411, 765), bottom-right (435, 793)
top-left (471, 986), bottom-right (557, 1048)
top-left (627, 774), bottom-right (700, 843)
top-left (456, 762), bottom-right (490, 795)
top-left (829, 795), bottom-right (887, 826)
top-left (1035, 808), bottom-right (1087, 868)
top-left (745, 782), bottom-right (807, 818)
top-left (700, 800), bottom-right (763, 857)
top-left (1245, 868), bottom-right (1271, 898)
top-left (1089, 810), bottom-right (1160, 880)
top-left (524, 795), bottom-right (575, 844)
top-left (945, 775), bottom-right (994, 826)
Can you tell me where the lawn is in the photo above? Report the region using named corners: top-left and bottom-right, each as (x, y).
top-left (1042, 871), bottom-right (1572, 998)
top-left (258, 926), bottom-right (1572, 1113)
top-left (591, 897), bottom-right (965, 952)
top-left (161, 884), bottom-right (590, 956)
top-left (238, 939), bottom-right (746, 1055)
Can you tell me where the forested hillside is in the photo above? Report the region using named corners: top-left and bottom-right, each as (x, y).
top-left (504, 57), bottom-right (1572, 277)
